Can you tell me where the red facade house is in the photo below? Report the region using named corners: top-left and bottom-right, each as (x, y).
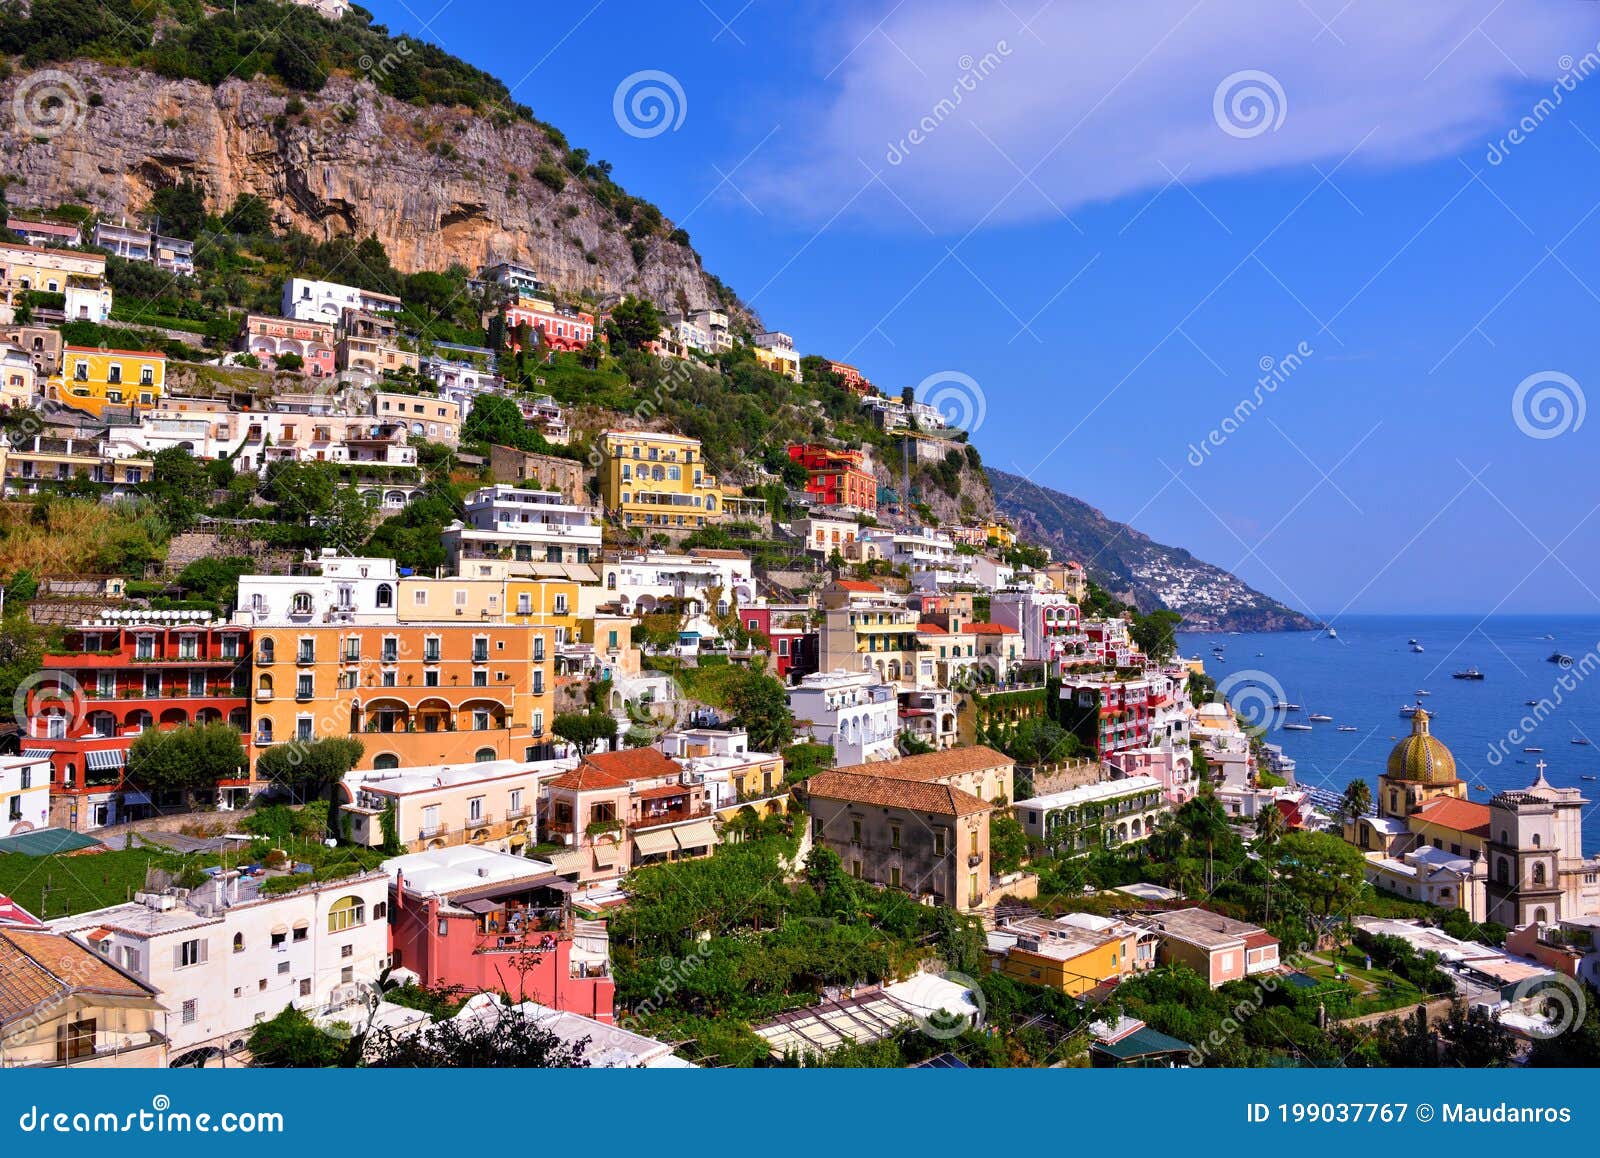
top-left (386, 847), bottom-right (615, 1022)
top-left (786, 444), bottom-right (878, 515)
top-left (25, 615), bottom-right (252, 829)
top-left (503, 298), bottom-right (596, 353)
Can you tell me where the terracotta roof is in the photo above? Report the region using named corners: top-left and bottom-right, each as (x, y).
top-left (63, 346), bottom-right (164, 358)
top-left (556, 747), bottom-right (685, 789)
top-left (832, 580), bottom-right (882, 593)
top-left (0, 928), bottom-right (155, 1029)
top-left (1243, 930), bottom-right (1280, 950)
top-left (917, 622), bottom-right (953, 634)
top-left (687, 548), bottom-right (749, 560)
top-left (1411, 796), bottom-right (1491, 838)
top-left (806, 769), bottom-right (991, 817)
top-left (962, 622), bottom-right (1018, 635)
top-left (832, 746), bottom-right (1013, 784)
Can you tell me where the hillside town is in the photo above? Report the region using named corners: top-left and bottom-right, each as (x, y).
top-left (0, 3), bottom-right (1596, 1068)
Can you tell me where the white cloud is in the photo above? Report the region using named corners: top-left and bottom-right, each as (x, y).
top-left (764, 0), bottom-right (1600, 229)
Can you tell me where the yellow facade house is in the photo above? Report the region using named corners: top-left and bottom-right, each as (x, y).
top-left (50, 346), bottom-right (165, 419)
top-left (598, 430), bottom-right (727, 530)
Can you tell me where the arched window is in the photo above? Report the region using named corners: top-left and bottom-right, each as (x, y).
top-left (258, 638), bottom-right (275, 663)
top-left (1532, 833), bottom-right (1542, 848)
top-left (372, 754), bottom-right (400, 771)
top-left (607, 572), bottom-right (617, 590)
top-left (1535, 907), bottom-right (1549, 924)
top-left (474, 747), bottom-right (496, 762)
top-left (233, 933), bottom-right (245, 953)
top-left (1497, 858), bottom-right (1510, 884)
top-left (376, 584), bottom-right (393, 608)
top-left (1533, 862), bottom-right (1547, 885)
top-left (327, 896), bottom-right (366, 933)
top-left (291, 592), bottom-right (313, 615)
top-left (258, 674), bottom-right (273, 696)
top-left (256, 719), bottom-right (273, 744)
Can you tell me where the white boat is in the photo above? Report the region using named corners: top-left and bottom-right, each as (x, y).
top-left (1308, 713), bottom-right (1333, 723)
top-left (1410, 643), bottom-right (1424, 653)
top-left (1400, 704), bottom-right (1420, 718)
top-left (1415, 690), bottom-right (1431, 696)
top-left (1282, 723), bottom-right (1314, 732)
top-left (1336, 725), bottom-right (1359, 733)
top-left (1325, 627), bottom-right (1338, 639)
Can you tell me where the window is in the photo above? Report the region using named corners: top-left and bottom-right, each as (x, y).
top-left (890, 824), bottom-right (901, 850)
top-left (934, 831), bottom-right (947, 857)
top-left (176, 938), bottom-right (207, 968)
top-left (509, 788), bottom-right (523, 814)
top-left (469, 796), bottom-right (484, 822)
top-left (473, 710), bottom-right (490, 731)
top-left (851, 818), bottom-right (862, 844)
top-left (181, 999), bottom-right (197, 1025)
top-left (376, 583), bottom-right (393, 608)
top-left (56, 1017), bottom-right (96, 1062)
top-left (423, 636), bottom-right (440, 663)
top-left (327, 896), bottom-right (366, 933)
top-left (297, 638), bottom-right (315, 663)
top-left (233, 933), bottom-right (245, 953)
top-left (299, 979), bottom-right (312, 997)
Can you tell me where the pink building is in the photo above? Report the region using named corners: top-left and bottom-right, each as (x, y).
top-left (386, 846), bottom-right (615, 1022)
top-left (504, 299), bottom-right (595, 353)
top-left (1104, 747), bottom-right (1197, 805)
top-left (238, 314), bottom-right (337, 377)
top-left (1136, 908), bottom-right (1279, 988)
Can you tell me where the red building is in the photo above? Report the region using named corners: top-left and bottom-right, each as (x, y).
top-left (387, 847), bottom-right (615, 1022)
top-left (1058, 675), bottom-right (1153, 758)
top-left (825, 360), bottom-right (872, 396)
top-left (25, 614), bottom-right (252, 830)
top-left (503, 298), bottom-right (596, 353)
top-left (738, 605), bottom-right (819, 683)
top-left (786, 443), bottom-right (878, 515)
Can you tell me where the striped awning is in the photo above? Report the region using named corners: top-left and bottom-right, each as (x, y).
top-left (672, 820), bottom-right (719, 853)
top-left (22, 748), bottom-right (52, 760)
top-left (86, 749), bottom-right (126, 771)
top-left (632, 828), bottom-right (678, 858)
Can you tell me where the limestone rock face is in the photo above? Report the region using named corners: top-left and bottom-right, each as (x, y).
top-left (2, 62), bottom-right (723, 309)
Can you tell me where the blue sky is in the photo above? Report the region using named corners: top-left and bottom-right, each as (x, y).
top-left (365, 0), bottom-right (1600, 617)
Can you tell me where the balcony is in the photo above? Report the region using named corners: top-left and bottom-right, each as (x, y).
top-left (629, 804), bottom-right (711, 830)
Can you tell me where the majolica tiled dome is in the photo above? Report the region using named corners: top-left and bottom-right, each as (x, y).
top-left (1385, 708), bottom-right (1457, 784)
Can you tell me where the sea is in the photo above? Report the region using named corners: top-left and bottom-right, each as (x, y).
top-left (1177, 614), bottom-right (1600, 855)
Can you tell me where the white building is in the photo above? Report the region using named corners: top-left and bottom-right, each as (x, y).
top-left (0, 341), bottom-right (37, 408)
top-left (282, 277), bottom-right (402, 325)
top-left (1012, 775), bottom-right (1168, 851)
top-left (990, 588), bottom-right (1084, 669)
top-left (655, 726), bottom-right (785, 811)
top-left (47, 870), bottom-right (390, 1064)
top-left (442, 485), bottom-right (603, 571)
top-left (90, 222), bottom-right (195, 277)
top-left (1, 754), bottom-right (51, 837)
top-left (788, 670), bottom-right (899, 765)
top-left (685, 308), bottom-right (733, 352)
top-left (236, 552), bottom-right (402, 627)
top-left (860, 526), bottom-right (967, 588)
top-left (587, 550), bottom-right (756, 638)
top-left (792, 513), bottom-right (860, 558)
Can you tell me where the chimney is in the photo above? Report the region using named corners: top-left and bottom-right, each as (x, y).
top-left (392, 869), bottom-right (404, 912)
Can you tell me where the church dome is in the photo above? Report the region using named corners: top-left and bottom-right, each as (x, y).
top-left (1386, 708), bottom-right (1457, 784)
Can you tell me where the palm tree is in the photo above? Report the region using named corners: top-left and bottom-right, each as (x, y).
top-left (1254, 804), bottom-right (1287, 922)
top-left (1339, 778), bottom-right (1373, 828)
top-left (1178, 789), bottom-right (1230, 894)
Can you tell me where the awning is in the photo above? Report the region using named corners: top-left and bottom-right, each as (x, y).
top-left (22, 748), bottom-right (51, 760)
top-left (270, 923), bottom-right (289, 936)
top-left (591, 841), bottom-right (618, 867)
top-left (672, 820), bottom-right (719, 853)
top-left (632, 828), bottom-right (678, 857)
top-left (87, 749), bottom-right (126, 771)
top-left (121, 791), bottom-right (150, 805)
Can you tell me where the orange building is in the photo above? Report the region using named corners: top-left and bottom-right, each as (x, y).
top-left (249, 622), bottom-right (556, 773)
top-left (786, 443), bottom-right (878, 516)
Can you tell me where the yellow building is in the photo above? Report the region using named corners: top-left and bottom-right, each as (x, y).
top-left (752, 343), bottom-right (801, 382)
top-left (598, 430), bottom-right (728, 530)
top-left (49, 346), bottom-right (164, 419)
top-left (504, 576), bottom-right (584, 642)
top-left (993, 917), bottom-right (1133, 996)
top-left (248, 622), bottom-right (556, 773)
top-left (1376, 708), bottom-right (1466, 821)
top-left (397, 573), bottom-right (507, 623)
top-left (983, 521), bottom-right (1017, 549)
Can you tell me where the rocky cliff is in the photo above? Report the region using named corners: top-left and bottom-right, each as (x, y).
top-left (0, 61), bottom-right (724, 309)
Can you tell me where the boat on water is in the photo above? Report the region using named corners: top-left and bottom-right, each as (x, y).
top-left (1583, 775), bottom-right (1598, 782)
top-left (1282, 723), bottom-right (1314, 732)
top-left (1325, 627), bottom-right (1338, 639)
top-left (1548, 651), bottom-right (1574, 665)
top-left (1400, 704), bottom-right (1420, 718)
top-left (1526, 700), bottom-right (1540, 707)
top-left (1414, 689), bottom-right (1431, 696)
top-left (1308, 713), bottom-right (1333, 723)
top-left (1255, 652), bottom-right (1265, 657)
top-left (1524, 747), bottom-right (1544, 753)
top-left (1452, 667), bottom-right (1485, 680)
top-left (1408, 638), bottom-right (1419, 645)
top-left (1410, 643), bottom-right (1424, 653)
top-left (1573, 738), bottom-right (1591, 746)
top-left (1336, 725), bottom-right (1359, 732)
top-left (1473, 782), bottom-right (1489, 793)
top-left (1543, 633), bottom-right (1557, 641)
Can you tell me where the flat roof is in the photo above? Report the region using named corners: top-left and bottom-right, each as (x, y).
top-left (383, 846), bottom-right (556, 898)
top-left (1015, 775), bottom-right (1163, 811)
top-left (346, 757), bottom-right (575, 797)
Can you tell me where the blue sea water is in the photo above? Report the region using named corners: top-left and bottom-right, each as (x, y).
top-left (1178, 614), bottom-right (1600, 855)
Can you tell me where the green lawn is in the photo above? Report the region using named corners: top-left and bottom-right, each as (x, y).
top-left (1302, 947), bottom-right (1428, 1016)
top-left (0, 847), bottom-right (196, 921)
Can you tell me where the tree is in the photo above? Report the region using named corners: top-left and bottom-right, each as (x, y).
top-left (725, 668), bottom-right (794, 752)
top-left (225, 192), bottom-right (274, 237)
top-left (1130, 609), bottom-right (1183, 664)
top-left (147, 181), bottom-right (209, 240)
top-left (607, 295), bottom-right (662, 350)
top-left (1253, 804), bottom-right (1287, 922)
top-left (362, 1002), bottom-right (590, 1068)
top-left (255, 736), bottom-right (365, 801)
top-left (1437, 999), bottom-right (1516, 1067)
top-left (275, 351), bottom-right (305, 372)
top-left (126, 722), bottom-right (247, 795)
top-left (147, 446), bottom-right (213, 532)
top-left (989, 813), bottom-right (1028, 875)
top-left (1338, 778), bottom-right (1372, 827)
top-left (553, 711), bottom-right (618, 755)
top-left (462, 393), bottom-right (537, 450)
top-left (1276, 830), bottom-right (1367, 920)
top-left (246, 1006), bottom-right (352, 1068)
top-left (1175, 789), bottom-right (1230, 894)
